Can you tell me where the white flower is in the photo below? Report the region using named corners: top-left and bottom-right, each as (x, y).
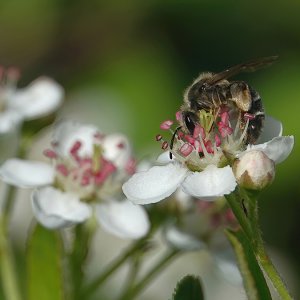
top-left (123, 115), bottom-right (294, 205)
top-left (0, 68), bottom-right (64, 133)
top-left (162, 194), bottom-right (242, 284)
top-left (0, 121), bottom-right (150, 239)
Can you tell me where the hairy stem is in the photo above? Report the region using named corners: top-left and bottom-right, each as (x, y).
top-left (0, 217), bottom-right (21, 300)
top-left (119, 249), bottom-right (180, 300)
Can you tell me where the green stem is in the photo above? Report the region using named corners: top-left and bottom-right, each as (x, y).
top-left (256, 247), bottom-right (293, 300)
top-left (2, 186), bottom-right (17, 225)
top-left (120, 249), bottom-right (180, 300)
top-left (0, 217), bottom-right (21, 300)
top-left (82, 238), bottom-right (147, 298)
top-left (225, 189), bottom-right (253, 239)
top-left (70, 220), bottom-right (97, 300)
top-left (116, 256), bottom-right (141, 300)
top-left (229, 189), bottom-right (293, 299)
top-left (245, 192), bottom-right (293, 300)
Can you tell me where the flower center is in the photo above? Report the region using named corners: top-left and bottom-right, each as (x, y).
top-left (44, 138), bottom-right (119, 201)
top-left (157, 107), bottom-right (252, 171)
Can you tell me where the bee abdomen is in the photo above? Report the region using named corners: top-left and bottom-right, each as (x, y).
top-left (245, 86), bottom-right (265, 144)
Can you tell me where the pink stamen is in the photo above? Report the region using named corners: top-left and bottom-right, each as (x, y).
top-left (94, 160), bottom-right (117, 184)
top-left (125, 158), bottom-right (136, 175)
top-left (81, 173), bottom-right (91, 186)
top-left (205, 140), bottom-right (214, 153)
top-left (218, 122), bottom-right (233, 138)
top-left (193, 124), bottom-right (206, 139)
top-left (117, 142), bottom-right (125, 149)
top-left (70, 141), bottom-right (82, 160)
top-left (43, 149), bottom-right (57, 159)
top-left (220, 111), bottom-right (230, 125)
top-left (177, 131), bottom-right (184, 139)
top-left (184, 135), bottom-right (195, 145)
top-left (194, 140), bottom-right (203, 153)
top-left (155, 134), bottom-right (162, 141)
top-left (175, 111), bottom-right (182, 121)
top-left (161, 141), bottom-right (169, 150)
top-left (56, 164), bottom-right (69, 177)
top-left (215, 134), bottom-right (221, 147)
top-left (160, 120), bottom-right (174, 130)
top-left (180, 143), bottom-right (193, 157)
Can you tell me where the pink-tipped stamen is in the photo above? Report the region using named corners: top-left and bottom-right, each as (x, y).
top-left (43, 149), bottom-right (57, 159)
top-left (180, 143), bottom-right (193, 157)
top-left (161, 141), bottom-right (169, 150)
top-left (56, 164), bottom-right (69, 177)
top-left (155, 134), bottom-right (162, 141)
top-left (193, 124), bottom-right (205, 139)
top-left (160, 120), bottom-right (174, 130)
top-left (175, 111), bottom-right (182, 121)
top-left (215, 134), bottom-right (221, 147)
top-left (184, 135), bottom-right (195, 145)
top-left (125, 158), bottom-right (136, 175)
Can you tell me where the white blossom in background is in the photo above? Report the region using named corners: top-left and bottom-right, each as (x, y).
top-left (0, 66), bottom-right (64, 134)
top-left (161, 190), bottom-right (241, 285)
top-left (123, 112), bottom-right (294, 205)
top-left (0, 121), bottom-right (150, 239)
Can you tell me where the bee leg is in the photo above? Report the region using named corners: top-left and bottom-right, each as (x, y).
top-left (169, 126), bottom-right (182, 159)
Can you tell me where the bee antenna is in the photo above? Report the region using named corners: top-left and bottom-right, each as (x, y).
top-left (169, 126), bottom-right (182, 159)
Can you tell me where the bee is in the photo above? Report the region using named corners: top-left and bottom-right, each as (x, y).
top-left (179, 56), bottom-right (278, 145)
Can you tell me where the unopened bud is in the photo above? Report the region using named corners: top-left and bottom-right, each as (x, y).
top-left (233, 150), bottom-right (275, 191)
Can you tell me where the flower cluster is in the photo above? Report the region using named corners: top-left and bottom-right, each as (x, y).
top-left (123, 108), bottom-right (294, 204)
top-left (0, 121), bottom-right (149, 239)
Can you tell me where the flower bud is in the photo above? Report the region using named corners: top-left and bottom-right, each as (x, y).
top-left (233, 150), bottom-right (275, 191)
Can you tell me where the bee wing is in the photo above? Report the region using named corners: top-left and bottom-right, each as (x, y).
top-left (207, 56), bottom-right (278, 85)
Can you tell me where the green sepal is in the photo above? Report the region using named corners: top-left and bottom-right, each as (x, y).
top-left (172, 275), bottom-right (204, 300)
top-left (225, 229), bottom-right (272, 300)
top-left (26, 224), bottom-right (64, 300)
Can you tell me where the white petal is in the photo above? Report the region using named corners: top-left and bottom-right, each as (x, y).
top-left (182, 165), bottom-right (236, 200)
top-left (256, 115), bottom-right (282, 144)
top-left (31, 187), bottom-right (92, 229)
top-left (9, 77), bottom-right (64, 119)
top-left (96, 200), bottom-right (150, 239)
top-left (247, 136), bottom-right (294, 164)
top-left (164, 225), bottom-right (205, 251)
top-left (102, 134), bottom-right (131, 169)
top-left (213, 248), bottom-right (242, 285)
top-left (52, 121), bottom-right (100, 157)
top-left (0, 110), bottom-right (23, 134)
top-left (156, 151), bottom-right (173, 164)
top-left (122, 163), bottom-right (187, 205)
top-left (0, 159), bottom-right (54, 188)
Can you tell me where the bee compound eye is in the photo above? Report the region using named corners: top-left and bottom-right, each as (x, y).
top-left (184, 113), bottom-right (195, 135)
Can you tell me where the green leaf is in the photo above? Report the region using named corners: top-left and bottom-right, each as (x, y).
top-left (26, 224), bottom-right (64, 300)
top-left (172, 275), bottom-right (204, 300)
top-left (225, 229), bottom-right (272, 300)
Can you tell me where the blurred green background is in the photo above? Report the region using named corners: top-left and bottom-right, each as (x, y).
top-left (1, 0), bottom-right (299, 297)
